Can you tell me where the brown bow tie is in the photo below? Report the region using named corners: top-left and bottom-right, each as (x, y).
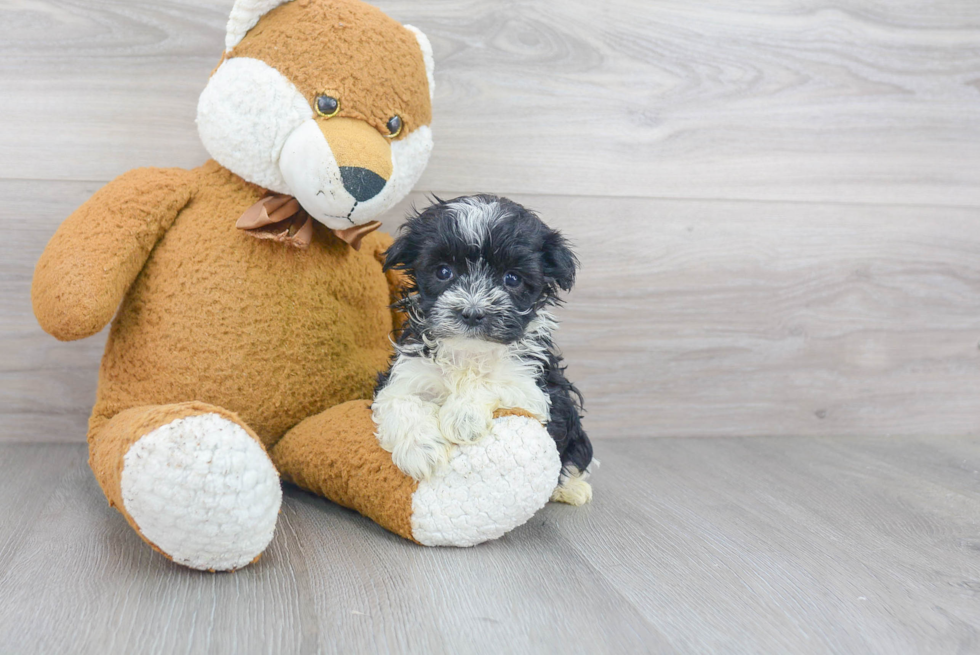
top-left (236, 194), bottom-right (381, 250)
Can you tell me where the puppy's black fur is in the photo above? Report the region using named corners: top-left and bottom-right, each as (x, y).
top-left (377, 194), bottom-right (593, 476)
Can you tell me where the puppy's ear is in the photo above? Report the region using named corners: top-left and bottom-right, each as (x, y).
top-left (542, 230), bottom-right (578, 292)
top-left (382, 228), bottom-right (419, 272)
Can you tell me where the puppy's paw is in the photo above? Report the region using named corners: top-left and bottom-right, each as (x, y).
top-left (390, 430), bottom-right (452, 481)
top-left (439, 399), bottom-right (494, 445)
top-left (551, 467), bottom-right (593, 506)
top-left (374, 397), bottom-right (453, 480)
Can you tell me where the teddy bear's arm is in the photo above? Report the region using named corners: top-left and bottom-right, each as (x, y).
top-left (32, 167), bottom-right (194, 341)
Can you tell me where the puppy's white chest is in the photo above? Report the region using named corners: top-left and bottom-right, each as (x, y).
top-left (425, 340), bottom-right (550, 420)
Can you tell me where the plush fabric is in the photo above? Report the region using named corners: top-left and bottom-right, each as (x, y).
top-left (119, 408), bottom-right (281, 571)
top-left (31, 0), bottom-right (560, 570)
top-left (197, 56), bottom-right (312, 193)
top-left (230, 0), bottom-right (432, 139)
top-left (410, 413), bottom-right (561, 547)
top-left (225, 0), bottom-right (291, 51)
top-left (32, 167), bottom-right (194, 342)
top-left (56, 160), bottom-right (395, 445)
top-left (272, 403), bottom-right (560, 546)
top-left (403, 25), bottom-right (436, 101)
top-left (88, 401), bottom-right (270, 564)
top-left (272, 400), bottom-right (420, 542)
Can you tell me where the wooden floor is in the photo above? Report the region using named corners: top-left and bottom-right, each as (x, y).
top-left (2, 1), bottom-right (980, 653)
top-left (1, 437), bottom-right (979, 654)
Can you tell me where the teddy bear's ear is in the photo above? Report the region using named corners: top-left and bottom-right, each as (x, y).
top-left (225, 0), bottom-right (291, 52)
top-left (404, 25), bottom-right (435, 101)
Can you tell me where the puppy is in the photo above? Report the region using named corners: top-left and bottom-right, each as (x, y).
top-left (372, 195), bottom-right (594, 505)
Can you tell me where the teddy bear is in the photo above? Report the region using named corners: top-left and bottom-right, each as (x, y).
top-left (30, 0), bottom-right (566, 571)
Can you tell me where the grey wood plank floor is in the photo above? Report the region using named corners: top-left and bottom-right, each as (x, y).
top-left (1, 437), bottom-right (978, 654)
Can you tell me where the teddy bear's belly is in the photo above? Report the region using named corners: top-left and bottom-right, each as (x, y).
top-left (90, 205), bottom-right (393, 447)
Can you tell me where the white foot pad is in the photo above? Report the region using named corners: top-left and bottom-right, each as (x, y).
top-left (411, 415), bottom-right (561, 547)
top-left (121, 414), bottom-right (282, 571)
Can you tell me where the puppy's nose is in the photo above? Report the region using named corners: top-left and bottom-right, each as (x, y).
top-left (340, 167), bottom-right (387, 202)
top-left (460, 307), bottom-right (486, 327)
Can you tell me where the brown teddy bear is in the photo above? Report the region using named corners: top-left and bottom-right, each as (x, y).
top-left (31, 0), bottom-right (565, 571)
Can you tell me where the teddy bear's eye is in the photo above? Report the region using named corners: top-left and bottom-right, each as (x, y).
top-left (385, 115), bottom-right (402, 138)
top-left (315, 95), bottom-right (340, 118)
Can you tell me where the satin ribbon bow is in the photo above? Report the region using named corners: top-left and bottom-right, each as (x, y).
top-left (236, 194), bottom-right (381, 250)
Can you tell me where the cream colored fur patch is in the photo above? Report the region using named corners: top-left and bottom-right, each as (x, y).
top-left (121, 414), bottom-right (282, 571)
top-left (411, 415), bottom-right (561, 546)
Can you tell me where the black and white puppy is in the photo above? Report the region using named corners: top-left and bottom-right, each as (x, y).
top-left (372, 195), bottom-right (593, 505)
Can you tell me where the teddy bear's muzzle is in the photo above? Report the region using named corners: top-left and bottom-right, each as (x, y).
top-left (278, 116), bottom-right (394, 230)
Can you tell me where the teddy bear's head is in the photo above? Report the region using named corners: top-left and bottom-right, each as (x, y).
top-left (197, 0), bottom-right (434, 229)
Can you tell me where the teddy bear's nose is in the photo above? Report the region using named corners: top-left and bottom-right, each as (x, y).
top-left (340, 167), bottom-right (387, 202)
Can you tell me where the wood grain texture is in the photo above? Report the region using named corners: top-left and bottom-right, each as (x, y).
top-left (5, 180), bottom-right (979, 441)
top-left (1, 438), bottom-right (978, 654)
top-left (0, 180), bottom-right (108, 442)
top-left (4, 2), bottom-right (980, 652)
top-left (0, 0), bottom-right (978, 205)
top-left (2, 0), bottom-right (980, 440)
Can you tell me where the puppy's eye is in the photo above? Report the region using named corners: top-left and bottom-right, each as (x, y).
top-left (315, 95), bottom-right (340, 118)
top-left (385, 115), bottom-right (402, 138)
top-left (503, 272), bottom-right (522, 288)
top-left (435, 265), bottom-right (453, 281)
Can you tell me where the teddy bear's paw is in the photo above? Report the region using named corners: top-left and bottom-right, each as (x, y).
top-left (120, 413), bottom-right (282, 571)
top-left (438, 398), bottom-right (494, 446)
top-left (410, 415), bottom-right (562, 547)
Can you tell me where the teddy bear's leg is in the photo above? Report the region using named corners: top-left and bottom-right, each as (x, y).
top-left (271, 400), bottom-right (561, 547)
top-left (88, 402), bottom-right (281, 571)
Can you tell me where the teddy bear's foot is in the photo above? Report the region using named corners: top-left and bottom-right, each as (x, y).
top-left (122, 414), bottom-right (282, 571)
top-left (89, 403), bottom-right (281, 571)
top-left (410, 412), bottom-right (562, 546)
top-left (273, 401), bottom-right (561, 547)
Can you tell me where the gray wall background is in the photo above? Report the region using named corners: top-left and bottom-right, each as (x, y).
top-left (2, 0), bottom-right (979, 442)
